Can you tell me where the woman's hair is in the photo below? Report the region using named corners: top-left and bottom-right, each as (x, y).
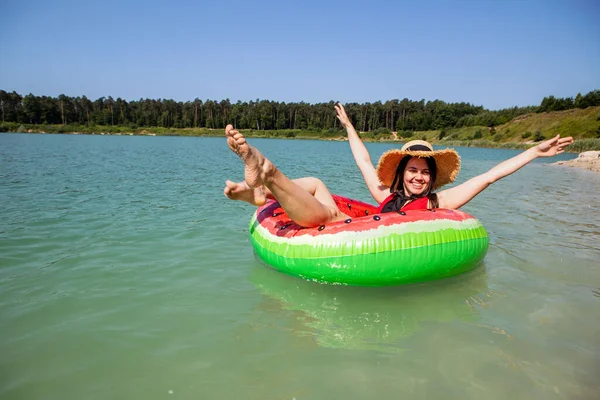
top-left (389, 155), bottom-right (439, 208)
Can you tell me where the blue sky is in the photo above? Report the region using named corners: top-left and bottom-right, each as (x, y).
top-left (0, 0), bottom-right (598, 110)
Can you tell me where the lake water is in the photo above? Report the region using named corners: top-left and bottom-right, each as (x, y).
top-left (0, 133), bottom-right (598, 399)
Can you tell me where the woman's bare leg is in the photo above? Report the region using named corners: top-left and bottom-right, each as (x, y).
top-left (224, 177), bottom-right (339, 210)
top-left (225, 125), bottom-right (348, 227)
top-left (224, 180), bottom-right (267, 206)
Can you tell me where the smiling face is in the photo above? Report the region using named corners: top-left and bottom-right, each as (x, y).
top-left (402, 157), bottom-right (432, 196)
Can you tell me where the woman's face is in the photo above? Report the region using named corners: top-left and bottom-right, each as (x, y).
top-left (403, 157), bottom-right (431, 196)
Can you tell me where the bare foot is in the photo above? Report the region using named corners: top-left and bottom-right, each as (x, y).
top-left (223, 180), bottom-right (266, 206)
top-left (226, 125), bottom-right (266, 188)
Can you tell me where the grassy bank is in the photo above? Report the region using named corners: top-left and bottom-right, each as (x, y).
top-left (2, 106), bottom-right (599, 151)
top-left (435, 106), bottom-right (600, 142)
top-left (393, 106), bottom-right (600, 151)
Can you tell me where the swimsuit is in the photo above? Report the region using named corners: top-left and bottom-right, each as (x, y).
top-left (376, 193), bottom-right (430, 213)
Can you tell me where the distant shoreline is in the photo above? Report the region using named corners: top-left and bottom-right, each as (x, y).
top-left (2, 128), bottom-right (596, 154)
top-left (2, 104), bottom-right (599, 152)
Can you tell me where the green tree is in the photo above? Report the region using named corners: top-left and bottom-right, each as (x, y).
top-left (23, 94), bottom-right (42, 124)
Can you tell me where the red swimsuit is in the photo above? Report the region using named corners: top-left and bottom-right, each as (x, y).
top-left (376, 194), bottom-right (430, 214)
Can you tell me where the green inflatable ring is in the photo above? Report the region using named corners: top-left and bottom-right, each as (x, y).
top-left (249, 194), bottom-right (488, 286)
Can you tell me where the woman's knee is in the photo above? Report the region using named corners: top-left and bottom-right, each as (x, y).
top-left (304, 176), bottom-right (323, 185)
top-left (294, 177), bottom-right (325, 194)
top-left (306, 177), bottom-right (327, 190)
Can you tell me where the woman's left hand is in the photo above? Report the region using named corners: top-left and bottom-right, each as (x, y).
top-left (535, 134), bottom-right (574, 157)
top-left (334, 103), bottom-right (352, 128)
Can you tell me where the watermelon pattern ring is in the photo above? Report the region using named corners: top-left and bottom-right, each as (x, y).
top-left (249, 195), bottom-right (489, 286)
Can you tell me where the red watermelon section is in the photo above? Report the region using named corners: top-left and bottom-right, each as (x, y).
top-left (255, 194), bottom-right (474, 238)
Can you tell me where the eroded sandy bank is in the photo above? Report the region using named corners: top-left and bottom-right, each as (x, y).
top-left (555, 151), bottom-right (600, 173)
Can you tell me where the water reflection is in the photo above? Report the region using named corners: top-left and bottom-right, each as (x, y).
top-left (251, 264), bottom-right (491, 351)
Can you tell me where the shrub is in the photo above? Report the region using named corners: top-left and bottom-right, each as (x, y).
top-left (321, 128), bottom-right (344, 138)
top-left (569, 138), bottom-right (600, 152)
top-left (372, 127), bottom-right (392, 136)
top-left (361, 132), bottom-right (375, 140)
top-left (533, 130), bottom-right (545, 142)
top-left (522, 132), bottom-right (532, 139)
top-left (438, 129), bottom-right (446, 140)
top-left (421, 135), bottom-right (427, 141)
top-left (474, 129), bottom-right (483, 139)
top-left (0, 123), bottom-right (14, 132)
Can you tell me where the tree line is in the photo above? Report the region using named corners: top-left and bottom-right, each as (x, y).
top-left (1, 89), bottom-right (598, 133)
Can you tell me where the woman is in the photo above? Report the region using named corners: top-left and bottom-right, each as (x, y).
top-left (224, 103), bottom-right (573, 227)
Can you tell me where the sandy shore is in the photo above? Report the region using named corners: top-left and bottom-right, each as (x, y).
top-left (555, 151), bottom-right (600, 173)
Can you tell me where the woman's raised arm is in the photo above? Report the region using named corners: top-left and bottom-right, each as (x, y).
top-left (335, 103), bottom-right (389, 203)
top-left (437, 135), bottom-right (573, 209)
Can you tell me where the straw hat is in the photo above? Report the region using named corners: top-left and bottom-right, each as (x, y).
top-left (376, 140), bottom-right (461, 190)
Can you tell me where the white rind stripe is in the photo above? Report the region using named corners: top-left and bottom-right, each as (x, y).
top-left (253, 218), bottom-right (483, 246)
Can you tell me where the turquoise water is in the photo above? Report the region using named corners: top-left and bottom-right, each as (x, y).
top-left (1, 133), bottom-right (598, 399)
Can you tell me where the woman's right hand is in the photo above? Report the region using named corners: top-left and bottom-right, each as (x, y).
top-left (335, 103), bottom-right (352, 128)
top-left (534, 134), bottom-right (573, 157)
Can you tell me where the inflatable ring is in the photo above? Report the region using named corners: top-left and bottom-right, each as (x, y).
top-left (249, 195), bottom-right (488, 286)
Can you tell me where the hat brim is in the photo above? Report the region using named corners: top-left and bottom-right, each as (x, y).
top-left (376, 148), bottom-right (461, 190)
